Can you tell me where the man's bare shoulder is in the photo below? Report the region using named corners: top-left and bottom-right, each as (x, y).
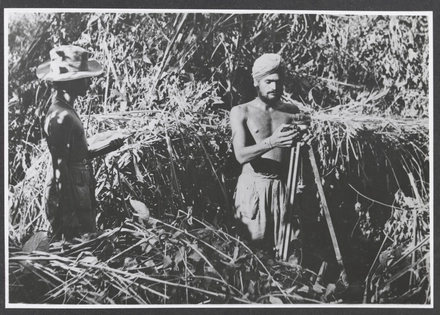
top-left (231, 100), bottom-right (258, 117)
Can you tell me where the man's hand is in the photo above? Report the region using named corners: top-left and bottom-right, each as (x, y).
top-left (88, 134), bottom-right (126, 159)
top-left (108, 138), bottom-right (124, 151)
top-left (269, 124), bottom-right (302, 148)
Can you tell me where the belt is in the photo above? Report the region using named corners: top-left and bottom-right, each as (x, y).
top-left (239, 171), bottom-right (282, 180)
top-left (68, 159), bottom-right (92, 169)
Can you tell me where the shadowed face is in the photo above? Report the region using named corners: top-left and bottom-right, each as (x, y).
top-left (256, 73), bottom-right (283, 105)
top-left (58, 77), bottom-right (91, 98)
top-left (74, 77), bottom-right (92, 97)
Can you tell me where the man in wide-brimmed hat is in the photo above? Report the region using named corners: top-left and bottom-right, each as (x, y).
top-left (37, 45), bottom-right (123, 240)
top-left (230, 53), bottom-right (311, 259)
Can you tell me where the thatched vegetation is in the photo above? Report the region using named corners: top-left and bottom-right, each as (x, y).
top-left (8, 12), bottom-right (430, 304)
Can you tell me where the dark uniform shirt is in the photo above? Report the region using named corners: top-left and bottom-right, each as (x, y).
top-left (44, 97), bottom-right (96, 240)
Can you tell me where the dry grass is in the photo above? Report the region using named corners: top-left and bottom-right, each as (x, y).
top-left (8, 100), bottom-right (430, 304)
top-left (10, 211), bottom-right (333, 304)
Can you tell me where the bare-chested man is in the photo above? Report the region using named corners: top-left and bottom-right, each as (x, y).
top-left (230, 53), bottom-right (309, 256)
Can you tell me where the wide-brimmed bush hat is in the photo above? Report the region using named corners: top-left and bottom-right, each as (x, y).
top-left (36, 45), bottom-right (103, 82)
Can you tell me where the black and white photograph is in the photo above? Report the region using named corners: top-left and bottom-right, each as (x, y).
top-left (5, 8), bottom-right (433, 308)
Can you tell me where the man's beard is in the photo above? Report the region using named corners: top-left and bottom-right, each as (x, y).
top-left (258, 90), bottom-right (281, 106)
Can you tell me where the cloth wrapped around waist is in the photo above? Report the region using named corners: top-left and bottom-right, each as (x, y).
top-left (234, 171), bottom-right (286, 247)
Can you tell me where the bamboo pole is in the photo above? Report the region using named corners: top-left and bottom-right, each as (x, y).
top-left (277, 146), bottom-right (295, 259)
top-left (316, 261), bottom-right (328, 285)
top-left (283, 142), bottom-right (301, 261)
top-left (278, 142), bottom-right (301, 261)
top-left (308, 146), bottom-right (346, 278)
top-left (408, 172), bottom-right (421, 287)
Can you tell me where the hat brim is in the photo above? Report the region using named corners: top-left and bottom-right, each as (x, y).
top-left (36, 59), bottom-right (103, 82)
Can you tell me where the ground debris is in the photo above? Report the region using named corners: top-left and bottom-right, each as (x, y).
top-left (9, 214), bottom-right (332, 305)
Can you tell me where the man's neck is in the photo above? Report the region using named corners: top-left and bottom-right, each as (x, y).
top-left (55, 89), bottom-right (76, 107)
top-left (255, 96), bottom-right (278, 111)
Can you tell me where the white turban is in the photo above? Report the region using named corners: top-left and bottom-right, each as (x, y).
top-left (252, 53), bottom-right (285, 87)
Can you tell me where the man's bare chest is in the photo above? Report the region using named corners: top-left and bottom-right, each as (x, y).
top-left (246, 111), bottom-right (292, 140)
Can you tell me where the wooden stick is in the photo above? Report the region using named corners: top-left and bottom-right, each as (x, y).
top-left (308, 146), bottom-right (346, 275)
top-left (316, 261), bottom-right (328, 285)
top-left (278, 146), bottom-right (296, 258)
top-left (407, 172), bottom-right (421, 287)
top-left (283, 142), bottom-right (301, 261)
top-left (279, 142), bottom-right (301, 261)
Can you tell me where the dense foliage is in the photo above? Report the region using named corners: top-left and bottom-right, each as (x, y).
top-left (10, 213), bottom-right (349, 304)
top-left (8, 12), bottom-right (430, 304)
